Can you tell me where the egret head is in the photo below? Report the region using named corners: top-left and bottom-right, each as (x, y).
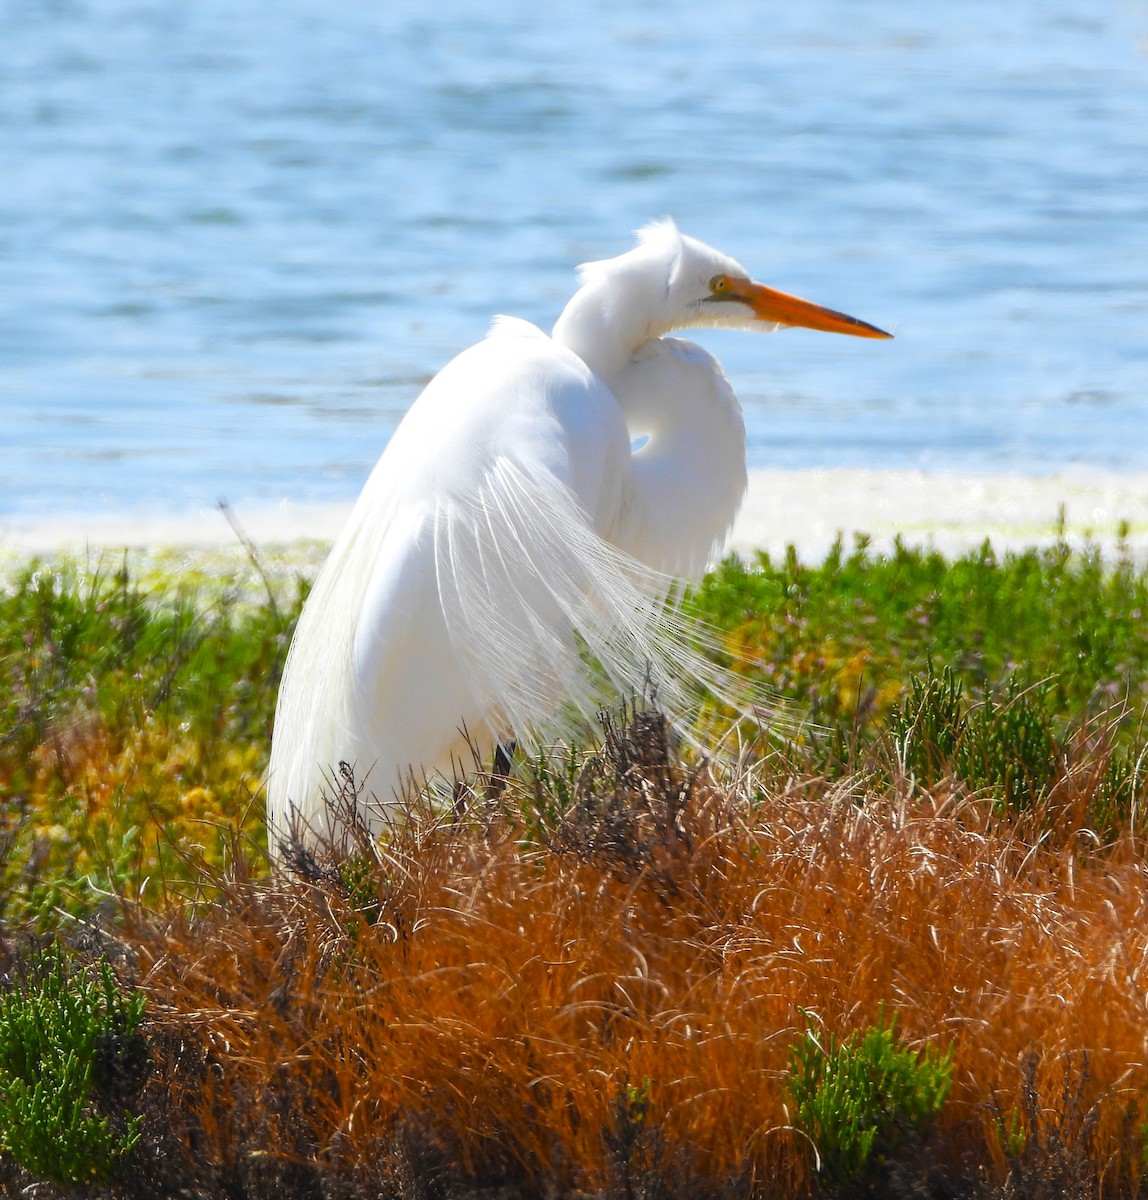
top-left (627, 218), bottom-right (892, 340)
top-left (553, 219), bottom-right (890, 377)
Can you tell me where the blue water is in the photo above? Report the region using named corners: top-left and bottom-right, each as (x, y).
top-left (3, 0), bottom-right (1147, 519)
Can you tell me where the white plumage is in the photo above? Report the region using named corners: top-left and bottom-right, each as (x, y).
top-left (268, 220), bottom-right (890, 851)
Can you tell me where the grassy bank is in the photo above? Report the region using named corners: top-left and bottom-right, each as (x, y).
top-left (0, 534), bottom-right (1146, 1197)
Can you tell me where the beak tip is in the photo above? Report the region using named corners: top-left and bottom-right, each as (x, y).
top-left (847, 316), bottom-right (894, 340)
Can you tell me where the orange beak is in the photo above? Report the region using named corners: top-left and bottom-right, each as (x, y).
top-left (728, 278), bottom-right (893, 339)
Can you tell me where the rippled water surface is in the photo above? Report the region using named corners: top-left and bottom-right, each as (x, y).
top-left (3, 0), bottom-right (1147, 518)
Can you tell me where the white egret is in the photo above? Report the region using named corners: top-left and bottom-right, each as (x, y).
top-left (268, 220), bottom-right (890, 852)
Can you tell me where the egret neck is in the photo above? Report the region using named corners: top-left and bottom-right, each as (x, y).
top-left (552, 273), bottom-right (675, 383)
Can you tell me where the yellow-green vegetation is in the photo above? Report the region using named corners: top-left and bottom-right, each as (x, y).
top-left (0, 561), bottom-right (299, 921)
top-left (0, 533), bottom-right (1146, 1198)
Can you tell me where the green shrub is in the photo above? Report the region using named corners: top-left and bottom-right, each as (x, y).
top-left (889, 664), bottom-right (1059, 812)
top-left (0, 952), bottom-right (146, 1184)
top-left (787, 1009), bottom-right (953, 1185)
top-left (888, 662), bottom-right (965, 783)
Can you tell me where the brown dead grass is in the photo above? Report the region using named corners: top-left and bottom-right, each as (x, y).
top-left (117, 720), bottom-right (1148, 1199)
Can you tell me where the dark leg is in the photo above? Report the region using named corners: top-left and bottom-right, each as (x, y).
top-left (485, 740), bottom-right (517, 800)
top-left (493, 740), bottom-right (515, 777)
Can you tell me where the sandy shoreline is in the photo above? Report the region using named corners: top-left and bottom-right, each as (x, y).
top-left (2, 468), bottom-right (1146, 576)
top-left (730, 468), bottom-right (1148, 563)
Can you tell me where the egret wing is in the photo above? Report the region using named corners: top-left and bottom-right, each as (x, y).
top-left (431, 454), bottom-right (770, 757)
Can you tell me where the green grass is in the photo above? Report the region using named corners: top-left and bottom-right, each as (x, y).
top-left (691, 535), bottom-right (1148, 753)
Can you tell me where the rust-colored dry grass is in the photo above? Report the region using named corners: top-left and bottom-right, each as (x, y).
top-left (114, 718), bottom-right (1148, 1199)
